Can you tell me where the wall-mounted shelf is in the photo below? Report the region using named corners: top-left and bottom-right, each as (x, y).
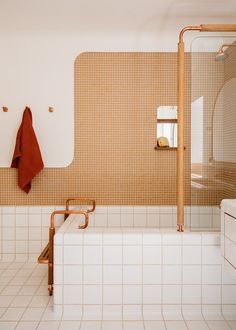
top-left (154, 147), bottom-right (178, 150)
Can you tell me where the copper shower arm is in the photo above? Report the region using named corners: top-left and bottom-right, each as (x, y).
top-left (65, 197), bottom-right (96, 213)
top-left (179, 24), bottom-right (236, 43)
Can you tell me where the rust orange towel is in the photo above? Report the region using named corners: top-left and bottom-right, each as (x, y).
top-left (11, 107), bottom-right (44, 193)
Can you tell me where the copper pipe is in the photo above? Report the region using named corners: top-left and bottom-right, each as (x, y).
top-left (47, 209), bottom-right (89, 296)
top-left (65, 197), bottom-right (96, 220)
top-left (177, 24), bottom-right (236, 233)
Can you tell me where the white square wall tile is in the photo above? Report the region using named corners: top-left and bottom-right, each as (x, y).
top-left (202, 234), bottom-right (220, 246)
top-left (162, 265), bottom-right (181, 284)
top-left (95, 214), bottom-right (107, 227)
top-left (103, 265), bottom-right (122, 284)
top-left (147, 214), bottom-right (160, 227)
top-left (84, 265), bottom-right (102, 284)
top-left (2, 241), bottom-right (15, 254)
top-left (2, 228), bottom-right (15, 240)
top-left (143, 233), bottom-right (161, 245)
top-left (64, 265), bottom-right (83, 284)
top-left (29, 227), bottom-right (41, 240)
top-left (103, 246), bottom-right (122, 265)
top-left (103, 233), bottom-right (122, 245)
top-left (183, 246), bottom-right (201, 264)
top-left (28, 214), bottom-right (41, 227)
top-left (143, 265), bottom-right (162, 284)
top-left (123, 233), bottom-right (142, 245)
top-left (123, 285), bottom-right (142, 304)
top-left (182, 265), bottom-right (201, 284)
top-left (182, 234), bottom-right (201, 245)
top-left (107, 214), bottom-right (121, 227)
top-left (202, 265), bottom-right (221, 284)
top-left (160, 214), bottom-right (173, 227)
top-left (84, 246), bottom-right (102, 265)
top-left (163, 246), bottom-right (181, 265)
top-left (83, 285), bottom-right (102, 304)
top-left (123, 246), bottom-right (142, 264)
top-left (84, 233), bottom-right (102, 245)
top-left (103, 285), bottom-right (122, 304)
top-left (133, 214), bottom-right (147, 227)
top-left (182, 285), bottom-right (201, 304)
top-left (162, 234), bottom-right (181, 245)
top-left (64, 285), bottom-right (82, 305)
top-left (202, 246), bottom-right (221, 265)
top-left (16, 241), bottom-right (28, 254)
top-left (2, 214), bottom-right (15, 227)
top-left (15, 207), bottom-right (28, 214)
top-left (54, 246), bottom-right (63, 265)
top-left (123, 265), bottom-right (142, 284)
top-left (222, 285), bottom-right (236, 304)
top-left (16, 227), bottom-right (28, 241)
top-left (121, 214), bottom-right (134, 227)
top-left (143, 285), bottom-right (162, 304)
top-left (143, 246), bottom-right (161, 264)
top-left (162, 285), bottom-right (181, 304)
top-left (202, 285), bottom-right (221, 304)
top-left (29, 241), bottom-right (42, 254)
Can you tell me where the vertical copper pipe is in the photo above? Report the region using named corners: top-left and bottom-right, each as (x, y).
top-left (177, 41), bottom-right (185, 232)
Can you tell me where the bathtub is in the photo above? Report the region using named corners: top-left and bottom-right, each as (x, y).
top-left (53, 210), bottom-right (236, 321)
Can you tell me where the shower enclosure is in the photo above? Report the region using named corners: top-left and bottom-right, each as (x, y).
top-left (176, 25), bottom-right (236, 232)
top-left (190, 36), bottom-right (236, 231)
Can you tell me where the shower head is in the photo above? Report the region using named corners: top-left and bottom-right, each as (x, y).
top-left (215, 43), bottom-right (236, 62)
top-left (215, 49), bottom-right (229, 61)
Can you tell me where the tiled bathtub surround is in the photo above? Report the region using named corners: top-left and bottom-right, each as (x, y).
top-left (0, 205), bottom-right (220, 261)
top-left (54, 215), bottom-right (236, 321)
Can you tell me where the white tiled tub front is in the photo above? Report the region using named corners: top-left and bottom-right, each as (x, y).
top-left (54, 214), bottom-right (236, 320)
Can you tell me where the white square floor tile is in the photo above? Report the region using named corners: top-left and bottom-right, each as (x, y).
top-left (162, 305), bottom-right (183, 321)
top-left (21, 307), bottom-right (46, 321)
top-left (102, 321), bottom-right (122, 330)
top-left (59, 321), bottom-right (81, 330)
top-left (206, 320), bottom-right (231, 329)
top-left (37, 321), bottom-right (61, 330)
top-left (227, 321), bottom-right (236, 329)
top-left (82, 305), bottom-right (102, 321)
top-left (80, 321), bottom-right (102, 330)
top-left (144, 321), bottom-right (166, 330)
top-left (15, 321), bottom-right (39, 329)
top-left (0, 322), bottom-right (17, 329)
top-left (186, 321), bottom-right (209, 330)
top-left (10, 296), bottom-right (32, 308)
top-left (165, 321), bottom-right (188, 330)
top-left (0, 307), bottom-right (25, 321)
top-left (29, 296), bottom-right (50, 308)
top-left (123, 321), bottom-right (144, 330)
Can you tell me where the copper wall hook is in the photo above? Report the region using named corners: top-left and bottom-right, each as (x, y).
top-left (48, 107), bottom-right (54, 113)
top-left (2, 106), bottom-right (8, 112)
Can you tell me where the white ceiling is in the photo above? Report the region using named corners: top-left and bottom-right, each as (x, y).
top-left (0, 0), bottom-right (236, 33)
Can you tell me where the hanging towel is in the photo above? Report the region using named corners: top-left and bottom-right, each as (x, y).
top-left (11, 107), bottom-right (44, 193)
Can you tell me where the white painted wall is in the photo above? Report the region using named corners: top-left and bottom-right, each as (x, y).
top-left (0, 28), bottom-right (234, 167)
top-left (0, 31), bottom-right (180, 168)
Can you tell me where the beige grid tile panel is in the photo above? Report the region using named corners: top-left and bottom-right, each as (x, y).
top-left (0, 52), bottom-right (190, 206)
